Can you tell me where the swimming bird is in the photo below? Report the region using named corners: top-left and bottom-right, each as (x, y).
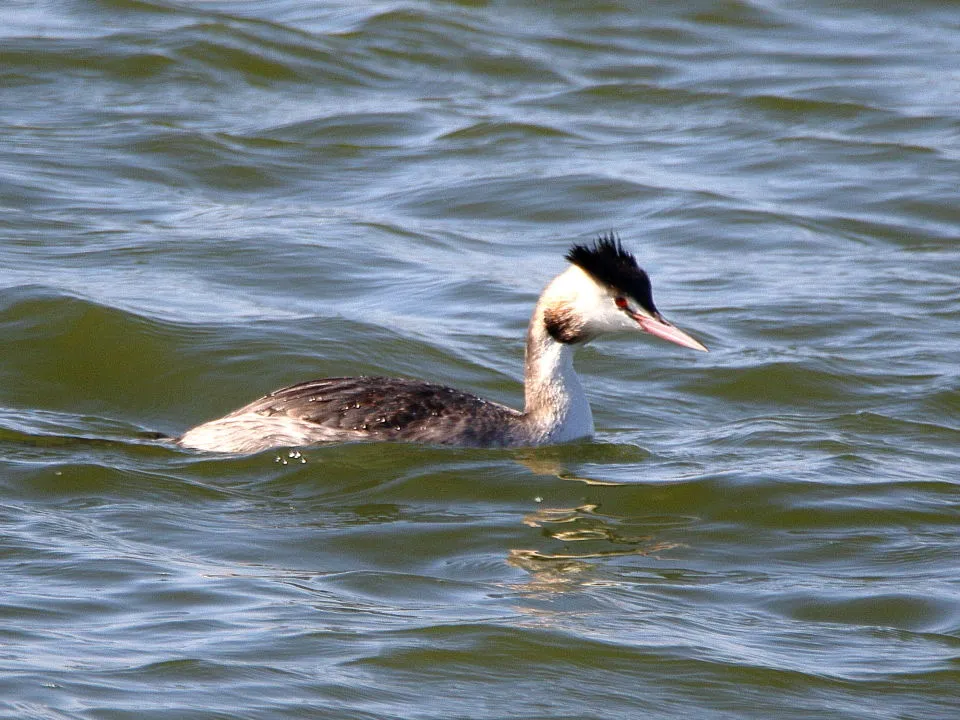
top-left (178, 235), bottom-right (706, 453)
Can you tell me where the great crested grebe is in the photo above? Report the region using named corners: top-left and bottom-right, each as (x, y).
top-left (178, 235), bottom-right (706, 454)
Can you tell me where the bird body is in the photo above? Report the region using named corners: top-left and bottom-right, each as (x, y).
top-left (179, 236), bottom-right (706, 454)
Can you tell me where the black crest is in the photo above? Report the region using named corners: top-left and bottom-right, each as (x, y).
top-left (566, 234), bottom-right (658, 314)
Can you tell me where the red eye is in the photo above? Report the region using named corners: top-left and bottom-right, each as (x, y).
top-left (614, 296), bottom-right (628, 309)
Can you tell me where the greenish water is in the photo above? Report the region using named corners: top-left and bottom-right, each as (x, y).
top-left (1, 1), bottom-right (958, 718)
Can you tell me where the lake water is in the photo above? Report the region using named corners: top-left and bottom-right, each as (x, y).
top-left (1, 1), bottom-right (958, 718)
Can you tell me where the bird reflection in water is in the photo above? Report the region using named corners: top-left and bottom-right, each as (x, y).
top-left (507, 502), bottom-right (686, 592)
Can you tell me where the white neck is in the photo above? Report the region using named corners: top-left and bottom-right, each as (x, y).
top-left (520, 296), bottom-right (594, 444)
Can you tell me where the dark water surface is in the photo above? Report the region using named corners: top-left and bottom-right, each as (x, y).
top-left (1, 1), bottom-right (958, 718)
